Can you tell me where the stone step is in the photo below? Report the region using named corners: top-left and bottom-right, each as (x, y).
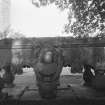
top-left (1, 84), bottom-right (105, 102)
top-left (2, 85), bottom-right (28, 99)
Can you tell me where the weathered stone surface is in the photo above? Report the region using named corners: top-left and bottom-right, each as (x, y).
top-left (1, 68), bottom-right (105, 101)
top-left (71, 84), bottom-right (105, 99)
top-left (21, 90), bottom-right (41, 100)
top-left (2, 85), bottom-right (28, 99)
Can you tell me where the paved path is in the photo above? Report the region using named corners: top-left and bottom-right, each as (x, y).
top-left (1, 69), bottom-right (105, 102)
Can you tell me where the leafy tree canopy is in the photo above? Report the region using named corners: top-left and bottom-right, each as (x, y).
top-left (32, 0), bottom-right (105, 38)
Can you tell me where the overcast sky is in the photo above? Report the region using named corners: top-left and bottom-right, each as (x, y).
top-left (10, 0), bottom-right (70, 37)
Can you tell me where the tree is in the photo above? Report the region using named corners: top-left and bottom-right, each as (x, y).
top-left (0, 26), bottom-right (10, 39)
top-left (32, 0), bottom-right (105, 37)
top-left (67, 0), bottom-right (105, 37)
